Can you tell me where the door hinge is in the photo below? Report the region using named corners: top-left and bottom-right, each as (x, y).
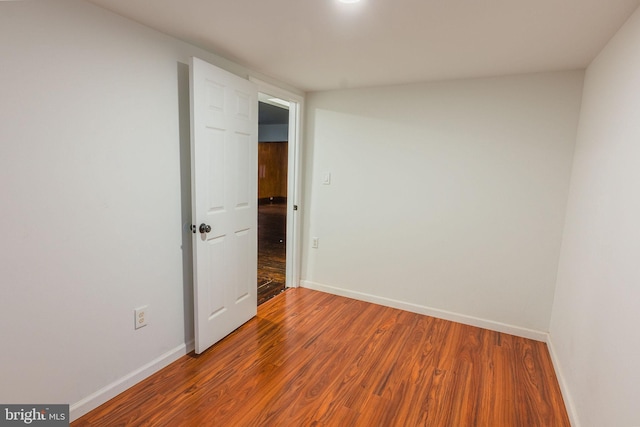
top-left (293, 204), bottom-right (298, 211)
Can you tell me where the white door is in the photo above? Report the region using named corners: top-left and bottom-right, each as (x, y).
top-left (190, 57), bottom-right (258, 354)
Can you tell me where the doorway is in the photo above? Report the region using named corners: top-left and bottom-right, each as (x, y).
top-left (252, 78), bottom-right (303, 306)
top-left (257, 97), bottom-right (289, 304)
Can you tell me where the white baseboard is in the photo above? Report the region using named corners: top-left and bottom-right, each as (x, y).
top-left (300, 280), bottom-right (548, 342)
top-left (70, 340), bottom-right (195, 422)
top-left (300, 281), bottom-right (581, 422)
top-left (546, 335), bottom-right (580, 427)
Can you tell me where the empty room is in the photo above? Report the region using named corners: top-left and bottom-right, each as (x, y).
top-left (1, 0), bottom-right (640, 426)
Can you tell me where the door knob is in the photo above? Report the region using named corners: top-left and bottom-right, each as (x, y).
top-left (199, 223), bottom-right (211, 234)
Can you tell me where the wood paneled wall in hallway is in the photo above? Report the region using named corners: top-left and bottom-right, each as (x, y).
top-left (258, 142), bottom-right (288, 200)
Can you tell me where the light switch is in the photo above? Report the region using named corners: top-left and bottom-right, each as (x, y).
top-left (322, 172), bottom-right (331, 185)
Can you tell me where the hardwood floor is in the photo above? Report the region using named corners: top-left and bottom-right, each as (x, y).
top-left (72, 288), bottom-right (570, 426)
top-left (257, 202), bottom-right (286, 305)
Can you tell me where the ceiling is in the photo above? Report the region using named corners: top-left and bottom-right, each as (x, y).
top-left (86, 0), bottom-right (640, 92)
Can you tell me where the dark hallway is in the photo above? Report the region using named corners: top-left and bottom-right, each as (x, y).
top-left (257, 202), bottom-right (286, 305)
top-left (257, 99), bottom-right (289, 305)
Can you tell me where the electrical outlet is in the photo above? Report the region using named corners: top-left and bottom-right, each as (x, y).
top-left (312, 237), bottom-right (319, 248)
top-left (134, 306), bottom-right (148, 329)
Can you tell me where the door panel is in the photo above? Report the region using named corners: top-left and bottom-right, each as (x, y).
top-left (191, 57), bottom-right (257, 354)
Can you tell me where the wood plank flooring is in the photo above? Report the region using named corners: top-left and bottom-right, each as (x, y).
top-left (257, 202), bottom-right (286, 305)
top-left (72, 288), bottom-right (570, 426)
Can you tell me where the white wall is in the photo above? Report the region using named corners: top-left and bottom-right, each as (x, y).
top-left (302, 72), bottom-right (584, 334)
top-left (0, 0), bottom-right (299, 420)
top-left (549, 6), bottom-right (640, 427)
top-left (4, 0), bottom-right (634, 423)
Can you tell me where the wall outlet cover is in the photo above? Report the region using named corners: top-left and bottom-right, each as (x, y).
top-left (134, 306), bottom-right (148, 329)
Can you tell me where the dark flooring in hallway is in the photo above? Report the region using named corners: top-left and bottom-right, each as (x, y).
top-left (258, 202), bottom-right (286, 305)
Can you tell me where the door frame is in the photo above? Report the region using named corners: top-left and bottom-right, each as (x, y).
top-left (250, 77), bottom-right (303, 289)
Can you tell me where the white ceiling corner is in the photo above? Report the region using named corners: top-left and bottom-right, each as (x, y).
top-left (86, 0), bottom-right (640, 92)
